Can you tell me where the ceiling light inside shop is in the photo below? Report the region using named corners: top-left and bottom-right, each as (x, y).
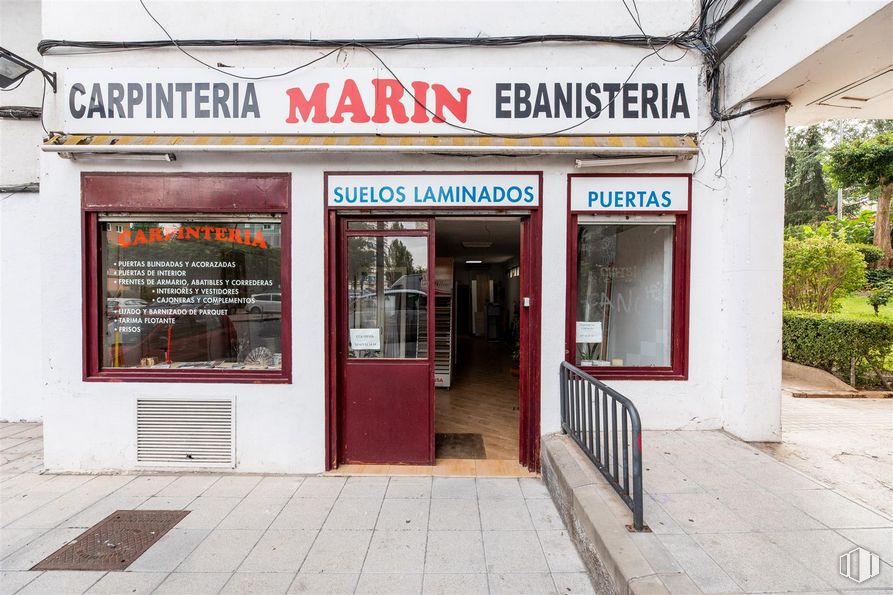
top-left (462, 241), bottom-right (493, 248)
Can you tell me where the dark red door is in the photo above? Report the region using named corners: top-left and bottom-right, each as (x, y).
top-left (339, 219), bottom-right (434, 464)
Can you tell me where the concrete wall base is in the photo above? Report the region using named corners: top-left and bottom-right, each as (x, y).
top-left (542, 433), bottom-right (671, 595)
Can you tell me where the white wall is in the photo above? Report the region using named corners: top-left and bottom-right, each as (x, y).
top-left (31, 0), bottom-right (791, 470)
top-left (717, 107), bottom-right (786, 442)
top-left (0, 0), bottom-right (44, 421)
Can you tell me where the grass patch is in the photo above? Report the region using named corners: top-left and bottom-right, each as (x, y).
top-left (837, 294), bottom-right (893, 321)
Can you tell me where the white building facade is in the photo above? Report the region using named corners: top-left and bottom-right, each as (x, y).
top-left (1, 0), bottom-right (890, 473)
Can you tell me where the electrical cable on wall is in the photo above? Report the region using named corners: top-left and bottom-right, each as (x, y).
top-left (36, 0), bottom-right (787, 134)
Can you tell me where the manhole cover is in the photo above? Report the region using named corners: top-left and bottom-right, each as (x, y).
top-left (32, 509), bottom-right (189, 571)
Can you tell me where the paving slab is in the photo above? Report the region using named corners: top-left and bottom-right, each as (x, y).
top-left (238, 528), bottom-right (317, 572)
top-left (479, 497), bottom-right (534, 530)
top-left (322, 497), bottom-right (383, 530)
top-left (430, 477), bottom-right (476, 499)
top-left (483, 530), bottom-right (550, 573)
top-left (126, 528), bottom-right (210, 572)
top-left (362, 530), bottom-right (427, 573)
top-left (287, 572), bottom-right (359, 594)
top-left (354, 572), bottom-right (423, 595)
top-left (175, 528), bottom-right (264, 573)
top-left (424, 531), bottom-right (486, 574)
top-left (300, 530), bottom-right (373, 573)
top-left (221, 571), bottom-right (296, 595)
top-left (488, 572), bottom-right (556, 595)
top-left (428, 498), bottom-right (480, 531)
top-left (270, 497), bottom-right (335, 530)
top-left (153, 572), bottom-right (231, 595)
top-left (375, 498), bottom-right (429, 531)
top-left (0, 571), bottom-right (42, 595)
top-left (15, 570), bottom-right (106, 595)
top-left (421, 573), bottom-right (489, 595)
top-left (84, 571), bottom-right (168, 594)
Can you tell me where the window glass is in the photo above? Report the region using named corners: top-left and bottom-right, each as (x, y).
top-left (576, 223), bottom-right (673, 367)
top-left (347, 235), bottom-right (428, 359)
top-left (101, 219), bottom-right (283, 370)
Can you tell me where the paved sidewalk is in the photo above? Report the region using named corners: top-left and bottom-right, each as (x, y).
top-left (755, 393), bottom-right (893, 517)
top-left (0, 422), bottom-right (592, 595)
top-left (545, 428), bottom-right (893, 594)
top-left (642, 430), bottom-right (893, 593)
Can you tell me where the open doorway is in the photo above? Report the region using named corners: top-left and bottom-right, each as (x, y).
top-left (433, 217), bottom-right (522, 463)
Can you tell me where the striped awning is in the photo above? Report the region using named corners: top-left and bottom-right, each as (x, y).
top-left (43, 133), bottom-right (698, 157)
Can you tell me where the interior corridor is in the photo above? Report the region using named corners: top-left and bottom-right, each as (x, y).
top-left (435, 337), bottom-right (520, 461)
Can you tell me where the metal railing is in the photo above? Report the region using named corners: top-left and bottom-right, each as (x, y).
top-left (560, 361), bottom-right (645, 531)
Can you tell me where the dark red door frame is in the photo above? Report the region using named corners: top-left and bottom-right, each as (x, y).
top-left (323, 171), bottom-right (543, 471)
top-left (338, 218), bottom-right (436, 464)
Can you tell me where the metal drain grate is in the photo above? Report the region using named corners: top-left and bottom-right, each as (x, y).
top-left (31, 510), bottom-right (189, 571)
top-left (137, 398), bottom-right (234, 467)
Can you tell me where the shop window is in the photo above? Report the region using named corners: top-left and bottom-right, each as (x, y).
top-left (568, 214), bottom-right (689, 380)
top-left (346, 234), bottom-right (429, 359)
top-left (83, 173), bottom-right (290, 382)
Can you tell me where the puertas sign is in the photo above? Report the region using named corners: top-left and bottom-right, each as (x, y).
top-left (570, 175), bottom-right (690, 212)
top-left (62, 66), bottom-right (698, 135)
top-left (326, 173), bottom-right (540, 208)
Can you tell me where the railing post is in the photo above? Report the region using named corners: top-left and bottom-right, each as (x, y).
top-left (631, 426), bottom-right (644, 531)
top-left (559, 365), bottom-right (567, 433)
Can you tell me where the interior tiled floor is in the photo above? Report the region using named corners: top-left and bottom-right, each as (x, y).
top-left (0, 422), bottom-right (592, 595)
top-left (435, 337), bottom-right (520, 461)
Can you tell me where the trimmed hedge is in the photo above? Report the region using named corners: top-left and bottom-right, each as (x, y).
top-left (783, 311), bottom-right (893, 384)
top-left (854, 244), bottom-right (884, 266)
top-left (866, 267), bottom-right (893, 287)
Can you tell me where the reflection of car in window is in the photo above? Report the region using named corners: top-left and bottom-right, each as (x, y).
top-left (348, 289), bottom-right (427, 358)
top-left (246, 292), bottom-right (282, 315)
top-left (106, 297), bottom-right (147, 316)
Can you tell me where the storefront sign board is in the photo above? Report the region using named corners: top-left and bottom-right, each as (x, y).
top-left (570, 175), bottom-right (689, 212)
top-left (327, 173), bottom-right (540, 208)
top-left (61, 67), bottom-right (698, 135)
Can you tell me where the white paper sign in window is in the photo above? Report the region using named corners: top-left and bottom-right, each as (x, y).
top-left (350, 328), bottom-right (381, 350)
top-left (576, 321), bottom-right (603, 343)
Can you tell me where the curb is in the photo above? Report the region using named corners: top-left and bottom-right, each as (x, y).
top-left (542, 433), bottom-right (676, 595)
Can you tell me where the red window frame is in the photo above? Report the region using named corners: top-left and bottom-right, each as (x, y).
top-left (565, 173), bottom-right (691, 381)
top-left (82, 172), bottom-right (292, 383)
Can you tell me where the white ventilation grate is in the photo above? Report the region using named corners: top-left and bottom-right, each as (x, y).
top-left (136, 399), bottom-right (234, 467)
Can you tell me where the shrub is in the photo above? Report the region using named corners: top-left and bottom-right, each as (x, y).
top-left (867, 268), bottom-right (893, 287)
top-left (855, 243), bottom-right (884, 267)
top-left (783, 311), bottom-right (893, 384)
top-left (869, 279), bottom-right (893, 314)
top-left (783, 237), bottom-right (866, 313)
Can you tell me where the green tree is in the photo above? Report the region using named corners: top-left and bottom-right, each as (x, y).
top-left (827, 131), bottom-right (893, 267)
top-left (386, 239), bottom-right (415, 285)
top-left (783, 237), bottom-right (866, 313)
top-left (785, 125), bottom-right (834, 225)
